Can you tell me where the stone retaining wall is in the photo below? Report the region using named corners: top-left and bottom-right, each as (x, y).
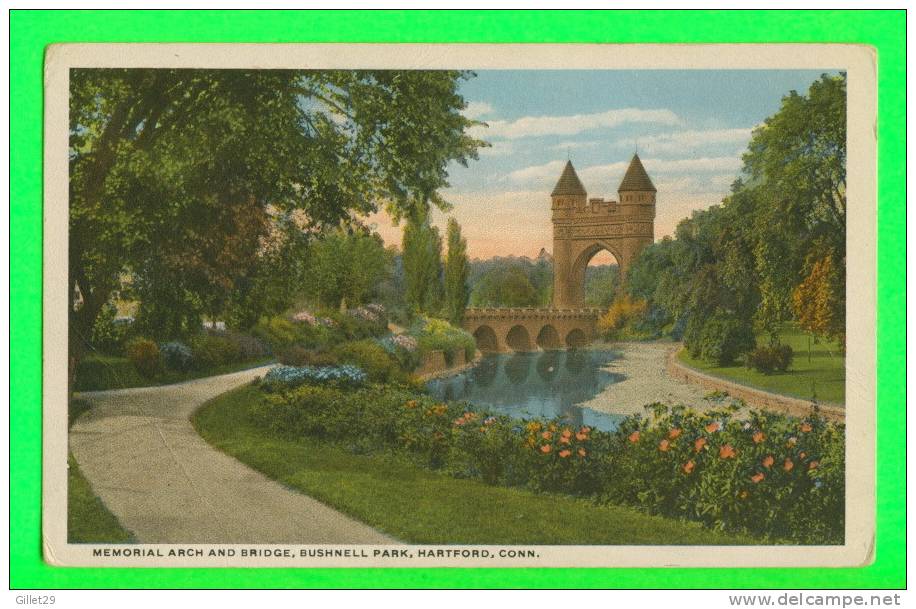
top-left (415, 349), bottom-right (480, 380)
top-left (665, 347), bottom-right (845, 423)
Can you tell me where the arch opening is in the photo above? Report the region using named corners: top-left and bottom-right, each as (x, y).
top-left (473, 325), bottom-right (499, 353)
top-left (505, 325), bottom-right (533, 352)
top-left (565, 328), bottom-right (589, 350)
top-left (574, 245), bottom-right (621, 310)
top-left (535, 324), bottom-right (562, 350)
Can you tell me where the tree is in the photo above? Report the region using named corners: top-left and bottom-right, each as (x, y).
top-left (443, 218), bottom-right (470, 325)
top-left (792, 247), bottom-right (845, 346)
top-left (402, 211), bottom-right (443, 316)
top-left (470, 266), bottom-right (539, 307)
top-left (68, 68), bottom-right (484, 383)
top-left (305, 227), bottom-right (391, 311)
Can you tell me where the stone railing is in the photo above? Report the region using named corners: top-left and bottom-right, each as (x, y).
top-left (463, 307), bottom-right (602, 321)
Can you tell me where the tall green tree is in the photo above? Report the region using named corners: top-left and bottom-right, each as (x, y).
top-left (305, 227), bottom-right (391, 311)
top-left (443, 218), bottom-right (470, 325)
top-left (402, 211), bottom-right (444, 316)
top-left (470, 266), bottom-right (539, 308)
top-left (69, 68), bottom-right (483, 378)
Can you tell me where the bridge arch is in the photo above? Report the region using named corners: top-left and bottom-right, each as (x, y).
top-left (472, 325), bottom-right (499, 353)
top-left (505, 325), bottom-right (533, 352)
top-left (565, 328), bottom-right (588, 349)
top-left (536, 324), bottom-right (562, 350)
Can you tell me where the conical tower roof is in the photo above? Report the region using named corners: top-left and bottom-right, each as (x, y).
top-left (551, 160), bottom-right (587, 196)
top-left (618, 154), bottom-right (656, 192)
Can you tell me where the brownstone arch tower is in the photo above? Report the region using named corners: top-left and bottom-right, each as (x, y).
top-left (551, 155), bottom-right (656, 308)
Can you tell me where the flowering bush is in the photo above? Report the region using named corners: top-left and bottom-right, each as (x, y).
top-left (262, 364), bottom-right (368, 389)
top-left (379, 334), bottom-right (421, 371)
top-left (125, 337), bottom-right (160, 377)
top-left (411, 317), bottom-right (476, 364)
top-left (605, 403), bottom-right (844, 543)
top-left (160, 341), bottom-right (193, 372)
top-left (253, 380), bottom-right (844, 543)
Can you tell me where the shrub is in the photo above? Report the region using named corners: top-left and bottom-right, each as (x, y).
top-left (277, 345), bottom-right (339, 367)
top-left (597, 295), bottom-right (649, 340)
top-left (125, 338), bottom-right (160, 377)
top-left (332, 339), bottom-right (402, 383)
top-left (188, 334), bottom-right (242, 370)
top-left (252, 316), bottom-right (304, 351)
top-left (226, 332), bottom-right (268, 361)
top-left (412, 317), bottom-right (476, 364)
top-left (687, 314), bottom-right (756, 366)
top-left (262, 364), bottom-right (368, 390)
top-left (378, 334), bottom-right (421, 372)
top-left (160, 341), bottom-right (193, 372)
top-left (251, 379), bottom-right (845, 543)
top-left (746, 344), bottom-right (794, 374)
top-left (89, 303), bottom-right (132, 355)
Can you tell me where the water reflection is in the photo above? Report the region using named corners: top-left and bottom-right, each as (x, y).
top-left (426, 350), bottom-right (627, 432)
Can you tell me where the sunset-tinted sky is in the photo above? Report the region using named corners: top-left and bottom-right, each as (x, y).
top-left (366, 69), bottom-right (833, 261)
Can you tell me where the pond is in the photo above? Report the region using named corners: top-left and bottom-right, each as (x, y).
top-left (425, 350), bottom-right (627, 432)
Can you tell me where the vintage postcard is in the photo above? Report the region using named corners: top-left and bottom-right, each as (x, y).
top-left (43, 43), bottom-right (876, 568)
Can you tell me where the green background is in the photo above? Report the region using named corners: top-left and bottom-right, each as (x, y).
top-left (10, 9), bottom-right (905, 589)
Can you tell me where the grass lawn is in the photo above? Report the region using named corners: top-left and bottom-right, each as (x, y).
top-left (678, 325), bottom-right (844, 405)
top-left (193, 385), bottom-right (756, 545)
top-left (74, 355), bottom-right (274, 392)
top-left (68, 455), bottom-right (136, 543)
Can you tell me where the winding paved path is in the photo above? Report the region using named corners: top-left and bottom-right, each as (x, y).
top-left (71, 366), bottom-right (394, 544)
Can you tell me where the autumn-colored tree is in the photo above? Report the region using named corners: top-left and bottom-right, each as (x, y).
top-left (792, 250), bottom-right (845, 347)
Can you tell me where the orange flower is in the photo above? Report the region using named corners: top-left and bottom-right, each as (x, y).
top-left (580, 426), bottom-right (591, 434)
top-left (541, 431), bottom-right (553, 440)
top-left (658, 439), bottom-right (670, 452)
top-left (405, 400), bottom-right (418, 409)
top-left (762, 455), bottom-right (775, 469)
top-left (705, 422), bottom-right (720, 433)
top-left (783, 458), bottom-right (794, 472)
top-left (809, 460), bottom-right (820, 470)
top-left (719, 444), bottom-right (736, 459)
top-left (752, 431), bottom-right (765, 444)
top-left (561, 428), bottom-right (573, 439)
top-left (576, 432), bottom-right (589, 441)
top-left (628, 431), bottom-right (640, 443)
top-left (559, 436), bottom-right (570, 444)
top-left (682, 460), bottom-right (696, 474)
top-left (577, 448), bottom-right (587, 458)
top-left (799, 451), bottom-right (807, 459)
top-left (694, 437), bottom-right (707, 452)
top-left (800, 423), bottom-right (813, 433)
top-left (540, 444), bottom-right (552, 454)
top-left (668, 428), bottom-right (682, 440)
top-left (559, 449), bottom-right (571, 458)
top-left (751, 472), bottom-right (765, 483)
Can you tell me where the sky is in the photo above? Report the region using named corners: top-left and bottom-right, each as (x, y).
top-left (366, 69), bottom-right (834, 261)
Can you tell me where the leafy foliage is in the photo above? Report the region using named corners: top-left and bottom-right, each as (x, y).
top-left (69, 68), bottom-right (483, 372)
top-left (625, 73), bottom-right (847, 359)
top-left (124, 337), bottom-right (160, 377)
top-left (304, 227), bottom-right (391, 310)
top-left (401, 211), bottom-right (443, 316)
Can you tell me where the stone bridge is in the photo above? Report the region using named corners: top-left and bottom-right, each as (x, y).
top-left (462, 308), bottom-right (600, 353)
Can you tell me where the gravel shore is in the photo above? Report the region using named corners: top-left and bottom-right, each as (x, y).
top-left (578, 341), bottom-right (719, 417)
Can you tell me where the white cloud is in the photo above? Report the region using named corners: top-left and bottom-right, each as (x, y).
top-left (626, 128), bottom-right (753, 155)
top-left (463, 101), bottom-right (494, 119)
top-left (469, 107), bottom-right (682, 140)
